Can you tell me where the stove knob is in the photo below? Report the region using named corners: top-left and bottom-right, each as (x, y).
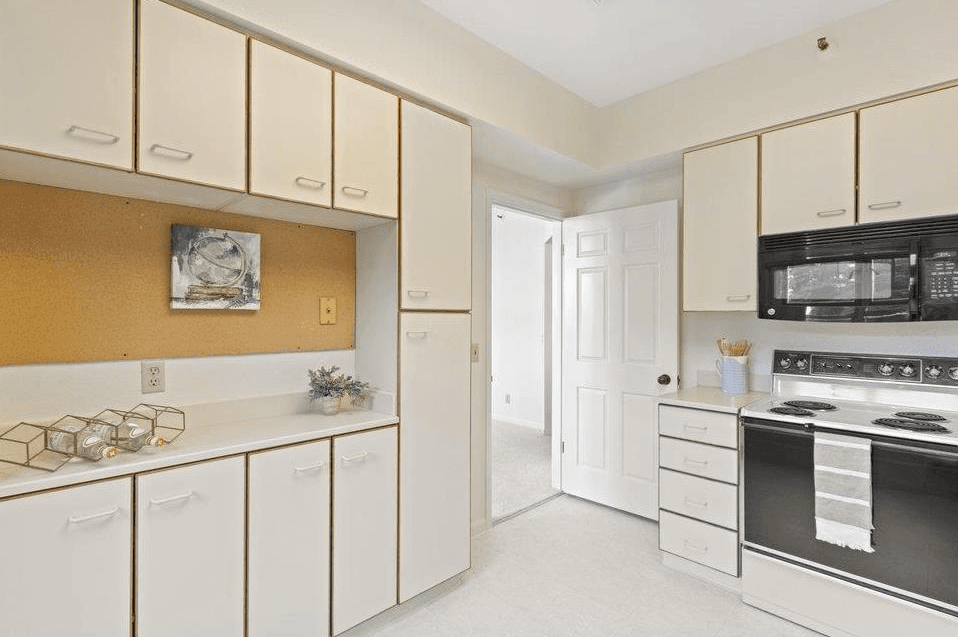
top-left (878, 362), bottom-right (895, 376)
top-left (950, 366), bottom-right (958, 381)
top-left (795, 358), bottom-right (808, 370)
top-left (779, 358), bottom-right (792, 369)
top-left (926, 365), bottom-right (943, 379)
top-left (899, 363), bottom-right (917, 378)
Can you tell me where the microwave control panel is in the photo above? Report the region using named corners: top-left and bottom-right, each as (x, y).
top-left (923, 250), bottom-right (958, 300)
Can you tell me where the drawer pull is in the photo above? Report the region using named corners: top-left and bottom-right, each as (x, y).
top-left (294, 460), bottom-right (327, 473)
top-left (684, 497), bottom-right (709, 509)
top-left (683, 457), bottom-right (709, 467)
top-left (867, 200), bottom-right (902, 211)
top-left (341, 451), bottom-right (368, 465)
top-left (683, 424), bottom-right (709, 434)
top-left (725, 295), bottom-right (750, 302)
top-left (407, 290), bottom-right (431, 297)
top-left (68, 505), bottom-right (119, 524)
top-left (406, 331), bottom-right (429, 339)
top-left (150, 490), bottom-right (194, 506)
top-left (341, 186), bottom-right (369, 197)
top-left (66, 125), bottom-right (120, 144)
top-left (684, 539), bottom-right (709, 552)
top-left (295, 176), bottom-right (326, 189)
top-left (150, 144), bottom-right (193, 161)
top-left (816, 208), bottom-right (847, 218)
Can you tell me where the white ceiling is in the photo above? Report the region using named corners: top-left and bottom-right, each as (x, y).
top-left (417, 0), bottom-right (893, 107)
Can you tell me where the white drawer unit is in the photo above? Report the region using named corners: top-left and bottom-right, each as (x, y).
top-left (659, 437), bottom-right (738, 484)
top-left (0, 478), bottom-right (132, 637)
top-left (660, 510), bottom-right (739, 576)
top-left (659, 469), bottom-right (737, 530)
top-left (659, 405), bottom-right (738, 448)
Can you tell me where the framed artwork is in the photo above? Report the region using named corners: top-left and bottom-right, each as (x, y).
top-left (170, 225), bottom-right (261, 310)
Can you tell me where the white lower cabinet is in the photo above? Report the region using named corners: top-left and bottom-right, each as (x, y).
top-left (332, 426), bottom-right (398, 634)
top-left (248, 440), bottom-right (331, 637)
top-left (136, 456), bottom-right (245, 637)
top-left (0, 478), bottom-right (132, 637)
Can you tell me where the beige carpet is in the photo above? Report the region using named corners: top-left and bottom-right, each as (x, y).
top-left (491, 419), bottom-right (559, 520)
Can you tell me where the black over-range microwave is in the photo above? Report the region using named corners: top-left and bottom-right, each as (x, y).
top-left (758, 214), bottom-right (958, 322)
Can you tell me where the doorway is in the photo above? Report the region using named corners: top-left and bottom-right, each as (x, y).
top-left (490, 204), bottom-right (561, 521)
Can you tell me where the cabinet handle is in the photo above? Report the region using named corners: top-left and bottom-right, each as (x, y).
top-left (294, 460), bottom-right (327, 473)
top-left (407, 290), bottom-right (431, 297)
top-left (149, 489), bottom-right (194, 506)
top-left (683, 457), bottom-right (709, 467)
top-left (295, 176), bottom-right (326, 189)
top-left (684, 424), bottom-right (709, 434)
top-left (66, 125), bottom-right (119, 144)
top-left (341, 186), bottom-right (369, 197)
top-left (150, 144), bottom-right (194, 161)
top-left (725, 295), bottom-right (750, 302)
top-left (341, 451), bottom-right (368, 465)
top-left (405, 331), bottom-right (429, 339)
top-left (684, 497), bottom-right (709, 509)
top-left (684, 539), bottom-right (709, 552)
top-left (816, 208), bottom-right (847, 218)
top-left (867, 200), bottom-right (902, 211)
top-left (68, 505), bottom-right (119, 524)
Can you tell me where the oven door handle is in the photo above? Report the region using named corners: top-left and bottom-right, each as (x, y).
top-left (871, 439), bottom-right (958, 460)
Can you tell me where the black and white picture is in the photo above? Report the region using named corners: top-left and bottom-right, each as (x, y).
top-left (170, 225), bottom-right (261, 310)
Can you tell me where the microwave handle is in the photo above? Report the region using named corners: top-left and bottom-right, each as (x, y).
top-left (909, 252), bottom-right (920, 316)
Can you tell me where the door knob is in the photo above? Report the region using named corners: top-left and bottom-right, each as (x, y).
top-left (657, 374), bottom-right (672, 386)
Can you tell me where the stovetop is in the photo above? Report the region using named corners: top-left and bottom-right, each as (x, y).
top-left (740, 349), bottom-right (958, 447)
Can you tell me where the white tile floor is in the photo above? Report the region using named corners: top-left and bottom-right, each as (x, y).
top-left (346, 495), bottom-right (821, 637)
top-left (491, 420), bottom-right (559, 520)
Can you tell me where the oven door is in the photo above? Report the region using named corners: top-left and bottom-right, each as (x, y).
top-left (758, 250), bottom-right (917, 322)
top-left (742, 418), bottom-right (958, 615)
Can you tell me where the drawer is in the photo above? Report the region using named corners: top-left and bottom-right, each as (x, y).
top-left (659, 404), bottom-right (738, 448)
top-left (659, 510), bottom-right (739, 576)
top-left (660, 437), bottom-right (738, 484)
top-left (659, 469), bottom-right (737, 529)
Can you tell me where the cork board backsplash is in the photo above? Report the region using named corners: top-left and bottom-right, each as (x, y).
top-left (0, 180), bottom-right (355, 365)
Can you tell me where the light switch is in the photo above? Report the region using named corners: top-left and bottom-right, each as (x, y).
top-left (320, 297), bottom-right (337, 325)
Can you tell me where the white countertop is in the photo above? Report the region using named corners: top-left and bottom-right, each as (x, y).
top-left (0, 408), bottom-right (398, 500)
top-left (658, 387), bottom-right (769, 414)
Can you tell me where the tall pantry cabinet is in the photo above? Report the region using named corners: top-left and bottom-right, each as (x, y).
top-left (398, 101), bottom-right (473, 602)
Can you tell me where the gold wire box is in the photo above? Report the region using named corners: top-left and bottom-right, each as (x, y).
top-left (0, 422), bottom-right (72, 472)
top-left (131, 404), bottom-right (186, 444)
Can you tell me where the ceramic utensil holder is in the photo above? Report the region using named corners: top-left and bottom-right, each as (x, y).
top-left (716, 356), bottom-right (749, 394)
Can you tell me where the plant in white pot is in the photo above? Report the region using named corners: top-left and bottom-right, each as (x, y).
top-left (307, 365), bottom-right (346, 415)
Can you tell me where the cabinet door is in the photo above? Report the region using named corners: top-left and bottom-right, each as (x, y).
top-left (249, 440), bottom-right (331, 637)
top-left (333, 74), bottom-right (398, 218)
top-left (399, 313), bottom-right (470, 602)
top-left (683, 137), bottom-right (758, 311)
top-left (332, 426), bottom-right (397, 634)
top-left (860, 86), bottom-right (958, 223)
top-left (0, 0), bottom-right (133, 169)
top-left (136, 456), bottom-right (245, 637)
top-left (0, 478), bottom-right (131, 637)
top-left (138, 0), bottom-right (246, 190)
top-left (250, 40), bottom-right (332, 207)
top-left (761, 113), bottom-right (856, 234)
top-left (400, 102), bottom-right (472, 310)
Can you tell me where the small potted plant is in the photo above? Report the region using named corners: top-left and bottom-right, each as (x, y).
top-left (307, 365), bottom-right (346, 415)
top-left (341, 375), bottom-right (371, 411)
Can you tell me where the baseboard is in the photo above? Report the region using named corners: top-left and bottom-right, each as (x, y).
top-left (490, 415), bottom-right (545, 431)
top-left (662, 551), bottom-right (741, 593)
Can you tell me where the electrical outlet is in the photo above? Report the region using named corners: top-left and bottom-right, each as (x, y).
top-left (141, 361), bottom-right (165, 394)
top-left (505, 393), bottom-right (511, 404)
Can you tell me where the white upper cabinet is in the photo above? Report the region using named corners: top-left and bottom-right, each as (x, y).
top-left (860, 86), bottom-right (958, 224)
top-left (683, 137), bottom-right (758, 311)
top-left (0, 0), bottom-right (133, 169)
top-left (249, 40), bottom-right (332, 207)
top-left (761, 113), bottom-right (856, 235)
top-left (138, 0), bottom-right (246, 190)
top-left (400, 101), bottom-right (472, 310)
top-left (333, 74), bottom-right (399, 218)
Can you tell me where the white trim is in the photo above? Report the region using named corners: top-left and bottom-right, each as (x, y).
top-left (491, 415), bottom-right (545, 431)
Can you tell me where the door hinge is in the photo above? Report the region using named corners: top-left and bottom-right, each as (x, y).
top-left (561, 441), bottom-right (565, 453)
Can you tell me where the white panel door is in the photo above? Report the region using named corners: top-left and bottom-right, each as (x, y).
top-left (333, 74), bottom-right (398, 217)
top-left (400, 101), bottom-right (472, 310)
top-left (250, 40), bottom-right (332, 207)
top-left (561, 201), bottom-right (679, 519)
top-left (249, 440), bottom-right (331, 637)
top-left (136, 456), bottom-right (245, 637)
top-left (761, 113), bottom-right (856, 234)
top-left (0, 0), bottom-right (133, 169)
top-left (138, 0), bottom-right (246, 190)
top-left (332, 426), bottom-right (398, 634)
top-left (860, 86), bottom-right (958, 223)
top-left (399, 312), bottom-right (470, 602)
top-left (0, 478), bottom-right (131, 637)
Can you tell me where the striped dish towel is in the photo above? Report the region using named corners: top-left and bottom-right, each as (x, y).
top-left (814, 431), bottom-right (875, 553)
